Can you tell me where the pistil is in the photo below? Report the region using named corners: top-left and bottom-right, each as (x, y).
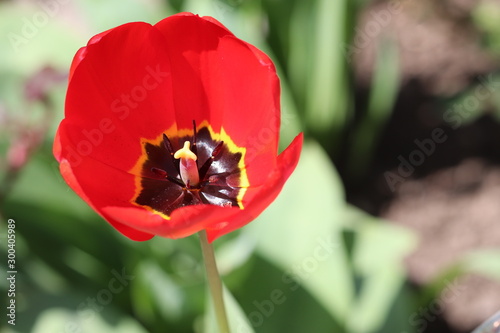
top-left (174, 141), bottom-right (199, 187)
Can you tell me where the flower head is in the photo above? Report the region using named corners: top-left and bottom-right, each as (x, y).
top-left (53, 13), bottom-right (303, 242)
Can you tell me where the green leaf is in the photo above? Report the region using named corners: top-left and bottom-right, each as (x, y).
top-left (0, 3), bottom-right (82, 74)
top-left (349, 212), bottom-right (416, 276)
top-left (463, 249), bottom-right (500, 280)
top-left (204, 284), bottom-right (255, 333)
top-left (424, 249), bottom-right (500, 302)
top-left (305, 0), bottom-right (349, 135)
top-left (472, 1), bottom-right (500, 53)
top-left (344, 205), bottom-right (417, 333)
top-left (132, 260), bottom-right (185, 322)
top-left (31, 308), bottom-right (148, 333)
top-left (225, 254), bottom-right (341, 333)
top-left (246, 140), bottom-right (354, 325)
top-left (6, 151), bottom-right (94, 218)
top-left (279, 74), bottom-right (304, 150)
top-left (347, 37), bottom-right (400, 178)
top-left (76, 0), bottom-right (171, 32)
top-left (215, 233), bottom-right (256, 275)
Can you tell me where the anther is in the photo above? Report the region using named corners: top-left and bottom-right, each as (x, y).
top-left (199, 141), bottom-right (224, 180)
top-left (151, 167), bottom-right (167, 178)
top-left (192, 120), bottom-right (198, 156)
top-left (162, 133), bottom-right (174, 155)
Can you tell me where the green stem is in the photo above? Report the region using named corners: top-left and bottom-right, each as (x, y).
top-left (199, 230), bottom-right (230, 333)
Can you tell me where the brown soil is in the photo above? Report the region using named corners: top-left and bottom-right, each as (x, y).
top-left (346, 0), bottom-right (500, 332)
top-left (354, 0), bottom-right (497, 95)
top-left (382, 159), bottom-right (500, 331)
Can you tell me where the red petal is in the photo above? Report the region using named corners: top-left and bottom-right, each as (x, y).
top-left (103, 204), bottom-right (241, 239)
top-left (211, 36), bottom-right (281, 186)
top-left (102, 212), bottom-right (155, 241)
top-left (211, 36), bottom-right (280, 153)
top-left (155, 14), bottom-right (281, 186)
top-left (59, 158), bottom-right (154, 241)
top-left (206, 133), bottom-right (304, 242)
top-left (59, 149), bottom-right (137, 207)
top-left (62, 21), bottom-right (177, 172)
top-left (153, 13), bottom-right (234, 131)
top-left (69, 47), bottom-right (86, 82)
top-left (53, 125), bottom-right (63, 162)
top-left (69, 27), bottom-right (115, 81)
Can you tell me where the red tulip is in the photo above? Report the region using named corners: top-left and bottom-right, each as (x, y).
top-left (53, 13), bottom-right (303, 242)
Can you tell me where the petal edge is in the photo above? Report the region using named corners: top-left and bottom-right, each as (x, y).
top-left (206, 133), bottom-right (304, 242)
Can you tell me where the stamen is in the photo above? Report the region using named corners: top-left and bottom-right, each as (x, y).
top-left (205, 174), bottom-right (226, 187)
top-left (162, 133), bottom-right (179, 172)
top-left (209, 175), bottom-right (219, 183)
top-left (167, 176), bottom-right (185, 187)
top-left (199, 141), bottom-right (224, 180)
top-left (174, 141), bottom-right (200, 186)
top-left (162, 133), bottom-right (174, 155)
top-left (192, 120), bottom-right (198, 156)
top-left (168, 190), bottom-right (185, 208)
top-left (151, 167), bottom-right (167, 178)
top-left (150, 167), bottom-right (184, 186)
top-left (212, 141), bottom-right (224, 157)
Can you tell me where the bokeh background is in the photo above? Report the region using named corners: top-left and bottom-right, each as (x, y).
top-left (1, 0), bottom-right (500, 332)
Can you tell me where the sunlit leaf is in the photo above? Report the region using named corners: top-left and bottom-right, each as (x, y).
top-left (344, 205), bottom-right (417, 333)
top-left (423, 248), bottom-right (500, 307)
top-left (347, 37), bottom-right (400, 178)
top-left (7, 151), bottom-right (94, 218)
top-left (31, 308), bottom-right (148, 333)
top-left (132, 260), bottom-right (185, 322)
top-left (305, 0), bottom-right (349, 135)
top-left (247, 140), bottom-right (354, 324)
top-left (0, 3), bottom-right (81, 75)
top-left (464, 249), bottom-right (500, 280)
top-left (76, 0), bottom-right (170, 33)
top-left (204, 284), bottom-right (255, 333)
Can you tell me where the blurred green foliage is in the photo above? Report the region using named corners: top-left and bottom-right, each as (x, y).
top-left (1, 0), bottom-right (500, 333)
top-left (473, 0), bottom-right (500, 55)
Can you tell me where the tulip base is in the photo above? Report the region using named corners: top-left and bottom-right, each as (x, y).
top-left (199, 230), bottom-right (230, 333)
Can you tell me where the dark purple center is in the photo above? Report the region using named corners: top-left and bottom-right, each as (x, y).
top-left (134, 123), bottom-right (245, 217)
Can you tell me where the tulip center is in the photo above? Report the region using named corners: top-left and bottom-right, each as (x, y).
top-left (132, 121), bottom-right (249, 218)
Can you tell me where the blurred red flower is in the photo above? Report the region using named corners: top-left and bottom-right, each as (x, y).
top-left (53, 13), bottom-right (303, 242)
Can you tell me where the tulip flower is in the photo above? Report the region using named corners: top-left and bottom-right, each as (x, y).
top-left (54, 13), bottom-right (302, 243)
top-left (53, 13), bottom-right (303, 332)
